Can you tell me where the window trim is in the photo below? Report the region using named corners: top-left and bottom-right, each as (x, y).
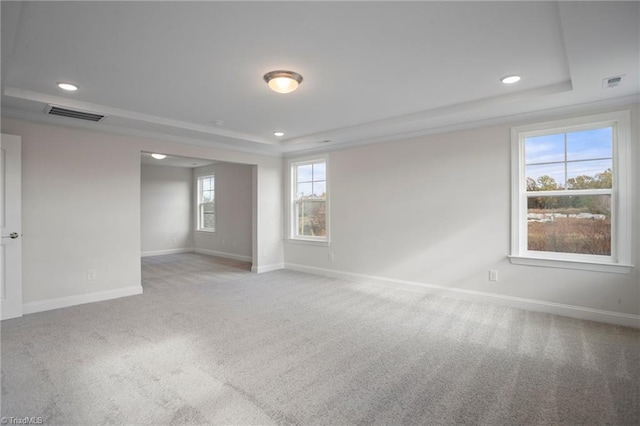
top-left (287, 155), bottom-right (330, 244)
top-left (509, 110), bottom-right (633, 274)
top-left (195, 173), bottom-right (216, 233)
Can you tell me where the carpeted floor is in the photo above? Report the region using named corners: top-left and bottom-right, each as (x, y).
top-left (1, 253), bottom-right (639, 425)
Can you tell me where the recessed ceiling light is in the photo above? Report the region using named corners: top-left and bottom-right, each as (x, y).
top-left (151, 153), bottom-right (167, 160)
top-left (57, 82), bottom-right (78, 91)
top-left (273, 131), bottom-right (285, 137)
top-left (264, 70), bottom-right (303, 94)
top-left (501, 75), bottom-right (521, 84)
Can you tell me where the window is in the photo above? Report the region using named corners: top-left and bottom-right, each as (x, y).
top-left (510, 111), bottom-right (632, 273)
top-left (196, 174), bottom-right (215, 232)
top-left (290, 158), bottom-right (328, 242)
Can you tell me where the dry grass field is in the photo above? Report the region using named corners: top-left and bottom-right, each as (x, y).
top-left (528, 218), bottom-right (611, 255)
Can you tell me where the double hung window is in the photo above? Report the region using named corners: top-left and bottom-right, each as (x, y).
top-left (197, 174), bottom-right (215, 232)
top-left (510, 111), bottom-right (632, 272)
top-left (290, 158), bottom-right (328, 241)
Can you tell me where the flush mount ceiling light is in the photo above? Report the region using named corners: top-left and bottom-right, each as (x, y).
top-left (263, 70), bottom-right (303, 94)
top-left (151, 153), bottom-right (167, 160)
top-left (57, 82), bottom-right (78, 91)
top-left (273, 131), bottom-right (285, 137)
top-left (501, 75), bottom-right (521, 84)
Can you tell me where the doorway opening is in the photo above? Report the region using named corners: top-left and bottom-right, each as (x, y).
top-left (140, 152), bottom-right (254, 268)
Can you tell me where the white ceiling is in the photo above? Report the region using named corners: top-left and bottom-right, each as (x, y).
top-left (2, 1), bottom-right (639, 155)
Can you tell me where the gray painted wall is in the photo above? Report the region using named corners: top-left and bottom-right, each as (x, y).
top-left (1, 116), bottom-right (283, 305)
top-left (285, 103), bottom-right (640, 317)
top-left (140, 163), bottom-right (193, 255)
top-left (193, 162), bottom-right (253, 260)
top-left (1, 102), bottom-right (637, 322)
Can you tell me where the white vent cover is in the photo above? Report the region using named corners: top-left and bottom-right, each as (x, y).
top-left (602, 75), bottom-right (624, 89)
top-left (45, 104), bottom-right (106, 122)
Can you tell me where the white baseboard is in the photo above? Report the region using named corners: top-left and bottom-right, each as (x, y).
top-left (193, 248), bottom-right (252, 263)
top-left (252, 263), bottom-right (285, 273)
top-left (23, 286), bottom-right (143, 315)
top-left (141, 248), bottom-right (194, 257)
top-left (285, 263), bottom-right (640, 329)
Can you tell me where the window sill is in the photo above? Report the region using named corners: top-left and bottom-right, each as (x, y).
top-left (508, 255), bottom-right (633, 274)
top-left (196, 229), bottom-right (216, 234)
top-left (285, 238), bottom-right (330, 247)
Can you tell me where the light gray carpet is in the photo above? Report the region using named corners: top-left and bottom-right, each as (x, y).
top-left (1, 253), bottom-right (639, 425)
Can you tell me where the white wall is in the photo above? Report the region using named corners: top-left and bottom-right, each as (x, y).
top-left (193, 162), bottom-right (252, 261)
top-left (255, 163), bottom-right (284, 272)
top-left (140, 164), bottom-right (193, 256)
top-left (6, 121), bottom-right (142, 304)
top-left (3, 102), bottom-right (636, 325)
top-left (1, 116), bottom-right (284, 310)
top-left (285, 103), bottom-right (640, 324)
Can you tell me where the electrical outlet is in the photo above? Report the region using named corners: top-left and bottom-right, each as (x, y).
top-left (87, 269), bottom-right (97, 281)
top-left (489, 270), bottom-right (498, 282)
top-left (328, 252), bottom-right (335, 261)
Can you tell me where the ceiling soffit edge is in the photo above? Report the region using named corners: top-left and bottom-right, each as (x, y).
top-left (283, 95), bottom-right (640, 158)
top-left (2, 86), bottom-right (276, 147)
top-left (3, 95), bottom-right (638, 159)
top-left (0, 106), bottom-right (285, 158)
top-left (282, 81), bottom-right (574, 147)
top-left (5, 79), bottom-right (574, 152)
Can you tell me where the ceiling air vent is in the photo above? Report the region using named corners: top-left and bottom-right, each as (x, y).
top-left (602, 75), bottom-right (624, 89)
top-left (45, 104), bottom-right (106, 122)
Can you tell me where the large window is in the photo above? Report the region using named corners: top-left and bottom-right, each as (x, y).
top-left (290, 158), bottom-right (328, 241)
top-left (510, 111), bottom-right (632, 273)
top-left (197, 174), bottom-right (215, 232)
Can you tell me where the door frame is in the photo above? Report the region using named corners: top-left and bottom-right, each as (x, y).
top-left (1, 133), bottom-right (23, 320)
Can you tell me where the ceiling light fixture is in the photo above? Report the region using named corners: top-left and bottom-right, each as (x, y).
top-left (263, 70), bottom-right (303, 94)
top-left (57, 82), bottom-right (78, 91)
top-left (151, 153), bottom-right (167, 160)
top-left (501, 75), bottom-right (521, 84)
top-left (273, 131), bottom-right (285, 137)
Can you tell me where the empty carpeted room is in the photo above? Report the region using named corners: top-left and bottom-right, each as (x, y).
top-left (1, 2), bottom-right (639, 425)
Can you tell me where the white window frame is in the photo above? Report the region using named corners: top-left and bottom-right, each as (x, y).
top-left (287, 155), bottom-right (330, 245)
top-left (509, 110), bottom-right (633, 273)
top-left (196, 174), bottom-right (216, 233)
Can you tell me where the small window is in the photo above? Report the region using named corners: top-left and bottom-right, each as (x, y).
top-left (290, 158), bottom-right (328, 241)
top-left (510, 111), bottom-right (632, 273)
top-left (197, 174), bottom-right (215, 232)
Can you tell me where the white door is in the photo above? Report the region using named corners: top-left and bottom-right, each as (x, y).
top-left (1, 134), bottom-right (22, 320)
